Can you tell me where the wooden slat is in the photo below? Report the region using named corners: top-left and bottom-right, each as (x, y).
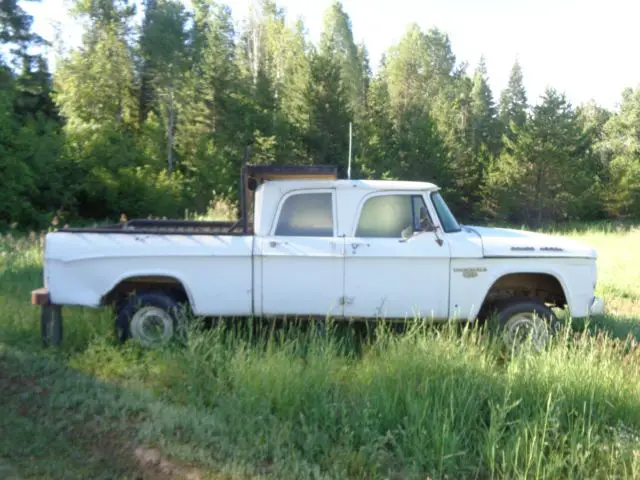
top-left (31, 287), bottom-right (50, 306)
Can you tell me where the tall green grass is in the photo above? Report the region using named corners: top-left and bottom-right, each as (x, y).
top-left (2, 226), bottom-right (640, 479)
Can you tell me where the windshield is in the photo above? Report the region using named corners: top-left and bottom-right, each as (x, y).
top-left (430, 191), bottom-right (461, 233)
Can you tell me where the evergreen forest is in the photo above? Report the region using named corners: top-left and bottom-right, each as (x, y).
top-left (2, 0), bottom-right (640, 230)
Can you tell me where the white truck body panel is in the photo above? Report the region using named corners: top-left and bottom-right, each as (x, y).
top-left (335, 186), bottom-right (452, 319)
top-left (42, 177), bottom-right (604, 323)
top-left (448, 257), bottom-right (597, 320)
top-left (343, 243), bottom-right (450, 319)
top-left (44, 232), bottom-right (254, 315)
top-left (467, 226), bottom-right (597, 258)
top-left (257, 236), bottom-right (345, 317)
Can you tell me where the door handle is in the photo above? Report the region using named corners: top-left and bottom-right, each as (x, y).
top-left (269, 240), bottom-right (288, 247)
top-left (350, 242), bottom-right (370, 254)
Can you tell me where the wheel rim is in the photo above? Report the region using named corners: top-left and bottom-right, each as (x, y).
top-left (130, 306), bottom-right (174, 348)
top-left (502, 312), bottom-right (549, 353)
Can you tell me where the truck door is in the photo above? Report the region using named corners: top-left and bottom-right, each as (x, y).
top-left (341, 191), bottom-right (450, 320)
top-left (256, 188), bottom-right (345, 318)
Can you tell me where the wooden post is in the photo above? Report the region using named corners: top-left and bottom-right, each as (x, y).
top-left (32, 288), bottom-right (63, 347)
top-left (40, 305), bottom-right (63, 347)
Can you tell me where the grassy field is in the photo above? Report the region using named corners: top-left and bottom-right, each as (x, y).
top-left (1, 224), bottom-right (640, 479)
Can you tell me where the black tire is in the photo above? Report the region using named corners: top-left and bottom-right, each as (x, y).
top-left (115, 290), bottom-right (179, 348)
top-left (493, 299), bottom-right (560, 352)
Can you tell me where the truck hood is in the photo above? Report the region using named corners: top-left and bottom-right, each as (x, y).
top-left (463, 226), bottom-right (597, 259)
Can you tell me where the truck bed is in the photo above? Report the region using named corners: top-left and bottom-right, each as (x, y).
top-left (43, 225), bottom-right (255, 315)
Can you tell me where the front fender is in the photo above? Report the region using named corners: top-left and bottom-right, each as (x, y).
top-left (449, 258), bottom-right (594, 321)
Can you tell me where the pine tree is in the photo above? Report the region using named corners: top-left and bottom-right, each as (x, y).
top-left (356, 59), bottom-right (395, 179)
top-left (470, 57), bottom-right (499, 154)
top-left (499, 60), bottom-right (528, 136)
top-left (174, 2), bottom-right (247, 208)
top-left (318, 1), bottom-right (366, 122)
top-left (0, 0), bottom-right (44, 58)
top-left (138, 0), bottom-right (190, 172)
top-left (598, 88), bottom-right (640, 217)
top-left (487, 88), bottom-right (591, 226)
top-left (275, 18), bottom-right (313, 162)
top-left (0, 2), bottom-right (65, 227)
top-left (357, 28), bottom-right (453, 189)
top-left (465, 56), bottom-right (500, 213)
top-left (236, 1), bottom-right (313, 164)
top-left (307, 50), bottom-right (351, 172)
top-left (53, 0), bottom-right (138, 129)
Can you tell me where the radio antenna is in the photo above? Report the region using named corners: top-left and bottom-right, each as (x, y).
top-left (347, 122), bottom-right (353, 180)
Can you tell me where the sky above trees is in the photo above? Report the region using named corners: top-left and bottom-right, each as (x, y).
top-left (24, 0), bottom-right (640, 110)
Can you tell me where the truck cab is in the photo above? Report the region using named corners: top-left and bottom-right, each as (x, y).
top-left (253, 178), bottom-right (455, 320)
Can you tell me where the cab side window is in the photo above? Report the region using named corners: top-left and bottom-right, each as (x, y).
top-left (275, 192), bottom-right (334, 237)
top-left (355, 194), bottom-right (429, 238)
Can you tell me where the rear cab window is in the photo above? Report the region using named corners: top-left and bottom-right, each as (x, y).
top-left (274, 191), bottom-right (335, 237)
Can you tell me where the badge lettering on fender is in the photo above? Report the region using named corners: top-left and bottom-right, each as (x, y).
top-left (453, 267), bottom-right (487, 278)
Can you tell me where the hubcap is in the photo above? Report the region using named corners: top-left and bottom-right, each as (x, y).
top-left (130, 306), bottom-right (174, 348)
top-left (502, 312), bottom-right (549, 353)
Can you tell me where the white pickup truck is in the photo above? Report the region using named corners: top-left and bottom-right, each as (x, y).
top-left (32, 165), bottom-right (604, 350)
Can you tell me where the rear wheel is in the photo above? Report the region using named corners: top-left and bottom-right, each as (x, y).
top-left (115, 291), bottom-right (179, 348)
top-left (493, 299), bottom-right (560, 353)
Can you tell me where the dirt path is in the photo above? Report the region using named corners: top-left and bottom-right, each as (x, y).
top-left (0, 350), bottom-right (209, 480)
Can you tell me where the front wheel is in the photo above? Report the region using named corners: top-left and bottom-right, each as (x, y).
top-left (115, 291), bottom-right (179, 348)
top-left (494, 300), bottom-right (560, 353)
